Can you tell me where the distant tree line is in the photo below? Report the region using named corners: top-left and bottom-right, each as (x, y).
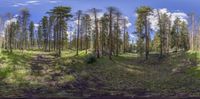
top-left (1, 6), bottom-right (131, 59)
top-left (2, 6), bottom-right (195, 60)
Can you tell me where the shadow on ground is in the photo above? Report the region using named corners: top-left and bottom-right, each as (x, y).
top-left (1, 51), bottom-right (200, 98)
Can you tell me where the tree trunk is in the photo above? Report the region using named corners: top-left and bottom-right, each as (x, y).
top-left (157, 10), bottom-right (163, 57)
top-left (76, 14), bottom-right (80, 56)
top-left (109, 10), bottom-right (112, 60)
top-left (94, 9), bottom-right (100, 58)
top-left (145, 16), bottom-right (149, 60)
top-left (123, 19), bottom-right (126, 53)
top-left (116, 16), bottom-right (119, 56)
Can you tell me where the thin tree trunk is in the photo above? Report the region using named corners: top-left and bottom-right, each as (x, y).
top-left (145, 16), bottom-right (149, 60)
top-left (191, 14), bottom-right (195, 51)
top-left (123, 19), bottom-right (126, 53)
top-left (157, 10), bottom-right (163, 57)
top-left (94, 9), bottom-right (100, 58)
top-left (76, 14), bottom-right (80, 56)
top-left (116, 16), bottom-right (119, 56)
top-left (109, 10), bottom-right (112, 60)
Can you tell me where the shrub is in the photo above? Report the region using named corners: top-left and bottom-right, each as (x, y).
top-left (85, 54), bottom-right (97, 64)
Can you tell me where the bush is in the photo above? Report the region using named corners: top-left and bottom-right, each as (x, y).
top-left (85, 54), bottom-right (97, 64)
top-left (0, 67), bottom-right (12, 79)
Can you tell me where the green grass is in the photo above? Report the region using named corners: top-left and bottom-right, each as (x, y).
top-left (186, 51), bottom-right (200, 79)
top-left (0, 50), bottom-right (200, 97)
top-left (61, 51), bottom-right (200, 96)
top-left (0, 50), bottom-right (33, 96)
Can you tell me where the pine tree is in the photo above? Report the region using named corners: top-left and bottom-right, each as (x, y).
top-left (180, 21), bottom-right (190, 51)
top-left (136, 6), bottom-right (152, 60)
top-left (29, 21), bottom-right (35, 49)
top-left (48, 6), bottom-right (72, 57)
top-left (171, 18), bottom-right (180, 52)
top-left (20, 8), bottom-right (30, 50)
top-left (88, 8), bottom-right (101, 58)
top-left (42, 16), bottom-right (49, 51)
top-left (76, 10), bottom-right (82, 55)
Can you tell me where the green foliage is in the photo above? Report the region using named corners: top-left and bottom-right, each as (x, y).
top-left (85, 54), bottom-right (97, 64)
top-left (151, 32), bottom-right (160, 51)
top-left (0, 67), bottom-right (12, 79)
top-left (179, 21), bottom-right (190, 51)
top-left (186, 51), bottom-right (200, 77)
top-left (29, 21), bottom-right (35, 47)
top-left (170, 18), bottom-right (190, 51)
top-left (47, 6), bottom-right (72, 56)
top-left (136, 6), bottom-right (152, 15)
top-left (135, 6), bottom-right (152, 58)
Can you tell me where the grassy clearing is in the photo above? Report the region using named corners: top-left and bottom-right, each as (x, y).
top-left (58, 51), bottom-right (200, 96)
top-left (0, 50), bottom-right (200, 97)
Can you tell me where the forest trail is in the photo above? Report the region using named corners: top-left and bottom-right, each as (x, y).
top-left (26, 53), bottom-right (67, 95)
top-left (30, 53), bottom-right (57, 75)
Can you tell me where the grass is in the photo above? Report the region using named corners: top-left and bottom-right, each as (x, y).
top-left (0, 50), bottom-right (200, 97)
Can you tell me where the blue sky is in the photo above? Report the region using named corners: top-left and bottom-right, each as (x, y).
top-left (0, 0), bottom-right (199, 33)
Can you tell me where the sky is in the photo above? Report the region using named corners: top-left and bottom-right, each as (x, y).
top-left (0, 0), bottom-right (200, 38)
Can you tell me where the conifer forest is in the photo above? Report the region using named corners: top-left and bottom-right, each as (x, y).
top-left (0, 0), bottom-right (200, 99)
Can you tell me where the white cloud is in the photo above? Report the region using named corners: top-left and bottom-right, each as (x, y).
top-left (124, 16), bottom-right (129, 20)
top-left (4, 18), bottom-right (17, 27)
top-left (0, 31), bottom-right (4, 38)
top-left (74, 20), bottom-right (78, 25)
top-left (88, 12), bottom-right (104, 20)
top-left (0, 18), bottom-right (17, 37)
top-left (49, 0), bottom-right (61, 3)
top-left (124, 16), bottom-right (132, 28)
top-left (13, 14), bottom-right (19, 18)
top-left (171, 12), bottom-right (188, 23)
top-left (26, 0), bottom-right (40, 4)
top-left (49, 1), bottom-right (57, 3)
top-left (148, 8), bottom-right (188, 31)
top-left (34, 23), bottom-right (39, 28)
top-left (126, 23), bottom-right (132, 28)
top-left (97, 12), bottom-right (104, 19)
top-left (12, 3), bottom-right (28, 7)
top-left (73, 14), bottom-right (132, 32)
top-left (12, 0), bottom-right (40, 7)
top-left (134, 13), bottom-right (138, 17)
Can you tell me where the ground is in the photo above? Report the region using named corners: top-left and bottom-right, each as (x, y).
top-left (0, 49), bottom-right (200, 98)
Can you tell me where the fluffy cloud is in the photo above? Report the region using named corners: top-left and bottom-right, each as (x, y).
top-left (148, 8), bottom-right (188, 31)
top-left (4, 18), bottom-right (17, 27)
top-left (73, 14), bottom-right (132, 32)
top-left (34, 23), bottom-right (39, 28)
top-left (124, 16), bottom-right (132, 28)
top-left (0, 18), bottom-right (18, 37)
top-left (87, 12), bottom-right (104, 20)
top-left (171, 12), bottom-right (188, 23)
top-left (33, 23), bottom-right (39, 32)
top-left (73, 12), bottom-right (104, 26)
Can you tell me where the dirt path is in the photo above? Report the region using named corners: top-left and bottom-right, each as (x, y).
top-left (26, 54), bottom-right (65, 94)
top-left (30, 54), bottom-right (56, 75)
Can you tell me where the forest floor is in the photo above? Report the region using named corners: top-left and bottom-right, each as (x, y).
top-left (0, 49), bottom-right (200, 99)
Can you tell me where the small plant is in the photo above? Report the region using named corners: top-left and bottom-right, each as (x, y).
top-left (85, 54), bottom-right (97, 64)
